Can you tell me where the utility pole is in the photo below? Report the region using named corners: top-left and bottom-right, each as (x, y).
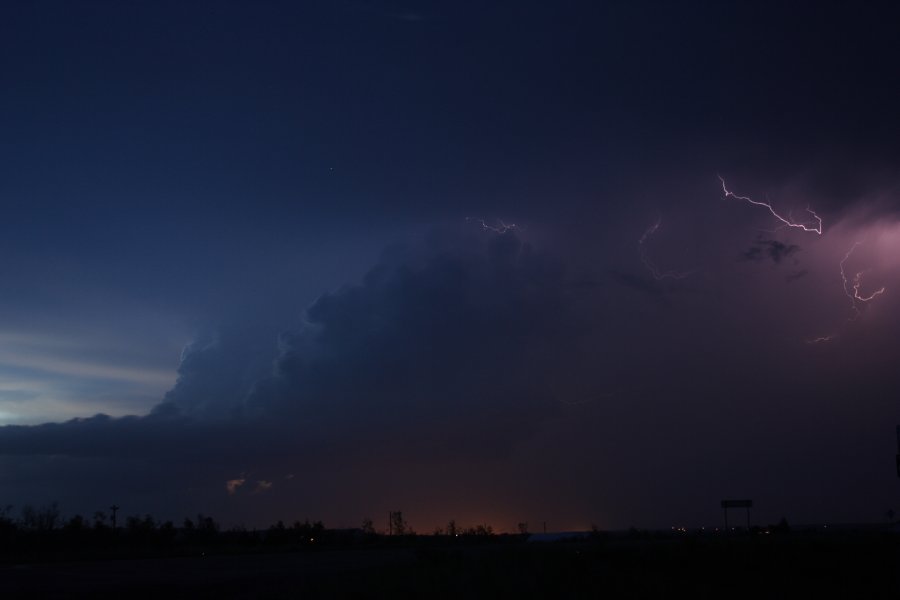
top-left (109, 505), bottom-right (120, 532)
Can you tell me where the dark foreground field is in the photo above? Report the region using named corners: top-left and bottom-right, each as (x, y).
top-left (4, 532), bottom-right (900, 598)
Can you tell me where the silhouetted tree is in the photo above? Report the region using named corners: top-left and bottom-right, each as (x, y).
top-left (773, 518), bottom-right (791, 534)
top-left (193, 514), bottom-right (219, 542)
top-left (284, 519), bottom-right (324, 544)
top-left (158, 520), bottom-right (176, 543)
top-left (197, 514), bottom-right (218, 534)
top-left (267, 520), bottom-right (288, 544)
top-left (460, 523), bottom-right (494, 536)
top-left (0, 505), bottom-right (16, 542)
top-left (63, 514), bottom-right (86, 533)
top-left (20, 502), bottom-right (59, 531)
top-left (361, 517), bottom-right (375, 535)
top-left (589, 524), bottom-right (609, 542)
top-left (125, 514), bottom-right (157, 543)
top-left (93, 511), bottom-right (108, 530)
top-left (446, 519), bottom-right (458, 537)
top-left (390, 511), bottom-right (408, 536)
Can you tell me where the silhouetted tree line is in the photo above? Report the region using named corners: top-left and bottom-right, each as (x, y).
top-left (0, 503), bottom-right (362, 560)
top-left (0, 503), bottom-right (527, 561)
top-left (431, 519), bottom-right (495, 537)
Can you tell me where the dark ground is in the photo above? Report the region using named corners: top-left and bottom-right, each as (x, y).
top-left (3, 532), bottom-right (900, 598)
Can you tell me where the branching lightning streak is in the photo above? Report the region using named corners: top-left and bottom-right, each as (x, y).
top-left (805, 243), bottom-right (886, 344)
top-left (638, 216), bottom-right (693, 280)
top-left (718, 176), bottom-right (823, 235)
top-left (466, 217), bottom-right (521, 234)
top-left (717, 177), bottom-right (886, 345)
top-left (840, 242), bottom-right (886, 319)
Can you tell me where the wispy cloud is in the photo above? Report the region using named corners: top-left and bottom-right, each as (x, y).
top-left (253, 480), bottom-right (273, 494)
top-left (0, 330), bottom-right (180, 424)
top-left (225, 477), bottom-right (246, 495)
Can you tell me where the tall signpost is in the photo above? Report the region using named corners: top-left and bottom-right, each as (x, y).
top-left (721, 499), bottom-right (752, 532)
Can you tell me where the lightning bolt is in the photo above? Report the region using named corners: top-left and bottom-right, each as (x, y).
top-left (807, 242), bottom-right (887, 343)
top-left (638, 216), bottom-right (693, 280)
top-left (840, 242), bottom-right (886, 319)
top-left (466, 217), bottom-right (521, 234)
top-left (717, 177), bottom-right (886, 344)
top-left (718, 176), bottom-right (823, 235)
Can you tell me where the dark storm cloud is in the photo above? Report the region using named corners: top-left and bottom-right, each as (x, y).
top-left (0, 230), bottom-right (597, 521)
top-left (741, 238), bottom-right (801, 265)
top-left (606, 270), bottom-right (668, 303)
top-left (155, 323), bottom-right (281, 420)
top-left (2, 208), bottom-right (900, 529)
top-left (778, 163), bottom-right (900, 220)
top-left (2, 0), bottom-right (900, 532)
top-left (159, 230), bottom-right (583, 443)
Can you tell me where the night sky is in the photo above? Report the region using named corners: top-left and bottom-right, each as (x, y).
top-left (2, 1), bottom-right (900, 532)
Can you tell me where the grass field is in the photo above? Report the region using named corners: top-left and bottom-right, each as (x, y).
top-left (3, 530), bottom-right (900, 598)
